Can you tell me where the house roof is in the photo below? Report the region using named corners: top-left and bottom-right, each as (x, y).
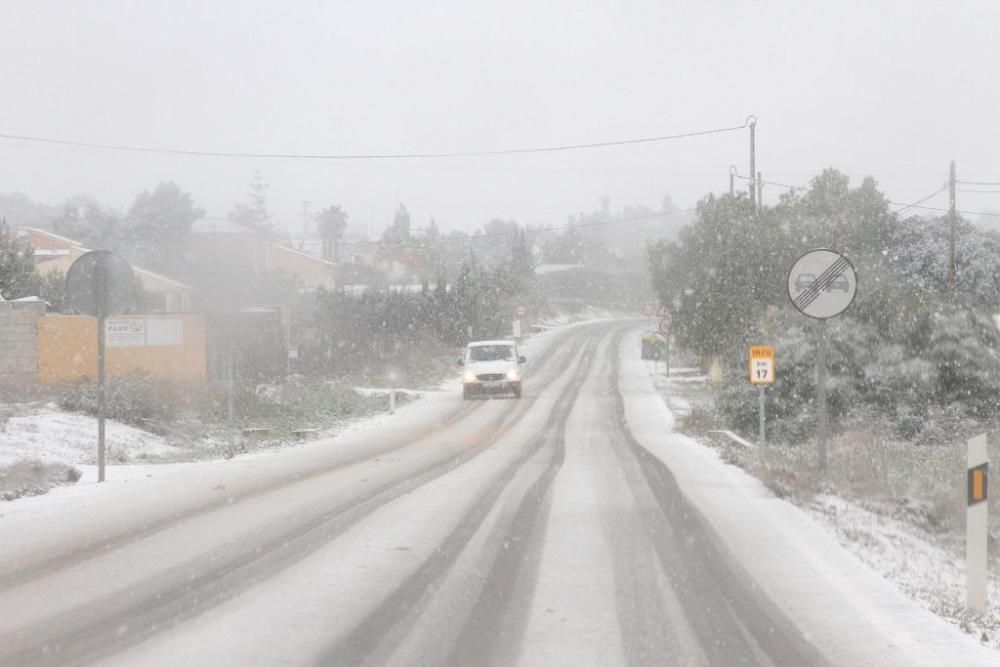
top-left (19, 227), bottom-right (191, 292)
top-left (267, 242), bottom-right (338, 268)
top-left (18, 227), bottom-right (86, 250)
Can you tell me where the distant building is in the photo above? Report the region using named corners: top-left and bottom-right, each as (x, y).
top-left (190, 218), bottom-right (337, 290)
top-left (18, 227), bottom-right (193, 312)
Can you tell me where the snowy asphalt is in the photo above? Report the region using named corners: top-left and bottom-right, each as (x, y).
top-left (0, 321), bottom-right (993, 666)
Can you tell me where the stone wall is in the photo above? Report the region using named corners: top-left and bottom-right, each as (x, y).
top-left (0, 300), bottom-right (44, 387)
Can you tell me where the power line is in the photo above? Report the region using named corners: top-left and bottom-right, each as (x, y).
top-left (0, 119), bottom-right (752, 161)
top-left (957, 179), bottom-right (1000, 187)
top-left (891, 202), bottom-right (1000, 218)
top-left (958, 189), bottom-right (1000, 194)
top-left (731, 175), bottom-right (1000, 218)
top-left (893, 185), bottom-right (947, 213)
top-left (733, 171), bottom-right (807, 193)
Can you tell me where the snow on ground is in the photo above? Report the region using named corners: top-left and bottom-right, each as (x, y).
top-left (643, 337), bottom-right (1000, 656)
top-left (621, 329), bottom-right (998, 665)
top-left (806, 494), bottom-right (1000, 650)
top-left (0, 406), bottom-right (181, 467)
top-left (2, 314), bottom-right (604, 498)
top-left (534, 306), bottom-right (620, 329)
top-left (351, 387), bottom-right (425, 398)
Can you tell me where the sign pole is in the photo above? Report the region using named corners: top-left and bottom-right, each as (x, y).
top-left (65, 250), bottom-right (136, 484)
top-left (95, 259), bottom-right (107, 484)
top-left (817, 319), bottom-right (828, 472)
top-left (966, 433), bottom-right (989, 614)
top-left (758, 385), bottom-right (766, 451)
top-left (749, 345), bottom-right (775, 456)
top-left (665, 336), bottom-right (670, 377)
top-left (787, 249), bottom-right (857, 474)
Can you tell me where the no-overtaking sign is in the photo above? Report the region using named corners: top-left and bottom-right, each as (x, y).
top-left (787, 249), bottom-right (857, 319)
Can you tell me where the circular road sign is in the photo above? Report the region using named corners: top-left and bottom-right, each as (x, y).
top-left (515, 305), bottom-right (527, 318)
top-left (642, 303), bottom-right (656, 317)
top-left (657, 317), bottom-right (670, 336)
top-left (787, 248), bottom-right (857, 319)
top-left (66, 250), bottom-right (136, 317)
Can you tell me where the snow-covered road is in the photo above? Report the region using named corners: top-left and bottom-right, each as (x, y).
top-left (0, 321), bottom-right (994, 666)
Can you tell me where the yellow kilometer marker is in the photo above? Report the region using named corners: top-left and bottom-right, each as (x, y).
top-left (748, 345), bottom-right (775, 385)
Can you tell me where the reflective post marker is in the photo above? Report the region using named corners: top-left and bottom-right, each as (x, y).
top-left (966, 433), bottom-right (989, 614)
top-left (758, 385), bottom-right (766, 450)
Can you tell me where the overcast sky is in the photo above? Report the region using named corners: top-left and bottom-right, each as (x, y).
top-left (2, 0), bottom-right (999, 237)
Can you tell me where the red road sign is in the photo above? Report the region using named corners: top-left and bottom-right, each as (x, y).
top-left (515, 305), bottom-right (527, 317)
top-left (657, 318), bottom-right (670, 335)
top-left (642, 303), bottom-right (656, 317)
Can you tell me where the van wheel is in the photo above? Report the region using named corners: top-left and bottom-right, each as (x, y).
top-left (512, 384), bottom-right (522, 399)
top-left (463, 386), bottom-right (472, 400)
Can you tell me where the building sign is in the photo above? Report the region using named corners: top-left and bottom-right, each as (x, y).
top-left (147, 319), bottom-right (183, 346)
top-left (105, 318), bottom-right (146, 347)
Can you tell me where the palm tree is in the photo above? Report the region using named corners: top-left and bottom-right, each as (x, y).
top-left (316, 205), bottom-right (348, 261)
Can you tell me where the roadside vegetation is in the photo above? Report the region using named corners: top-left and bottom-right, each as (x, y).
top-left (650, 168), bottom-right (1000, 647)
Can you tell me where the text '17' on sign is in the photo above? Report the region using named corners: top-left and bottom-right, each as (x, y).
top-left (749, 345), bottom-right (775, 385)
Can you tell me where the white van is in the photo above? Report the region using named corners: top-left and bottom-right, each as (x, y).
top-left (458, 340), bottom-right (526, 399)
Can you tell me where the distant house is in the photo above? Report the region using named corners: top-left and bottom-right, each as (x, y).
top-left (17, 228), bottom-right (193, 312)
top-left (190, 218), bottom-right (337, 290)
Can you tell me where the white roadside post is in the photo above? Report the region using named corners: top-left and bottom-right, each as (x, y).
top-left (966, 433), bottom-right (989, 614)
top-left (749, 345), bottom-right (775, 455)
top-left (514, 305), bottom-right (527, 342)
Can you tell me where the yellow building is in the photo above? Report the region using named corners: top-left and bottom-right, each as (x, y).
top-left (36, 314), bottom-right (207, 383)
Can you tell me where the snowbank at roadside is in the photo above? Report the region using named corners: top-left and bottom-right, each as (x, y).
top-left (619, 329), bottom-right (997, 666)
top-left (806, 494), bottom-right (1000, 650)
top-left (0, 407), bottom-right (181, 467)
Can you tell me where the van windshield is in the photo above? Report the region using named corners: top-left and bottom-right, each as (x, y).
top-left (467, 345), bottom-right (514, 362)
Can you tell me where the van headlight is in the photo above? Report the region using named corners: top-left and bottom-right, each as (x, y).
top-left (463, 370), bottom-right (477, 383)
top-left (506, 369), bottom-right (521, 381)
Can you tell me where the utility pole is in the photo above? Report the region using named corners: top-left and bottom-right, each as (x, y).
top-left (749, 118), bottom-right (757, 212)
top-left (729, 166), bottom-right (736, 196)
top-left (300, 200), bottom-right (311, 251)
top-left (757, 171), bottom-right (763, 209)
top-left (949, 160), bottom-right (957, 290)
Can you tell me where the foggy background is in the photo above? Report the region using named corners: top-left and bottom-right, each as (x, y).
top-left (1, 0), bottom-right (999, 234)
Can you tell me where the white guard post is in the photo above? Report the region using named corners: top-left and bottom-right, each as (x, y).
top-left (966, 433), bottom-right (989, 614)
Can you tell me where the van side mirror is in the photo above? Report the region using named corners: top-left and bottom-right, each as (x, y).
top-left (518, 356), bottom-right (526, 364)
top-left (457, 358), bottom-right (464, 366)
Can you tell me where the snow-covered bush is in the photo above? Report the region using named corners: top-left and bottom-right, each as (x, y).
top-left (60, 372), bottom-right (181, 428)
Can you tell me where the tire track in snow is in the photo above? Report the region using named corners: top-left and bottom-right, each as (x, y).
top-left (0, 327), bottom-right (602, 666)
top-left (316, 326), bottom-right (610, 666)
top-left (0, 323), bottom-right (590, 593)
top-left (609, 331), bottom-right (831, 667)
